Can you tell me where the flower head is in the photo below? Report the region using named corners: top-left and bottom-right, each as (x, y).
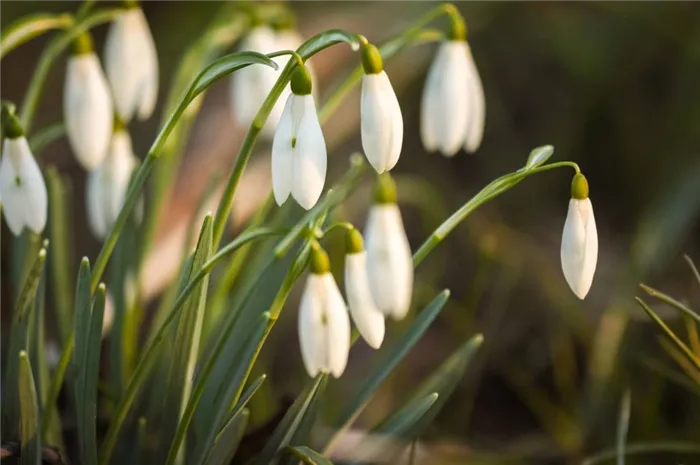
top-left (271, 65), bottom-right (327, 210)
top-left (64, 32), bottom-right (114, 170)
top-left (561, 173), bottom-right (598, 299)
top-left (299, 247), bottom-right (351, 378)
top-left (421, 34), bottom-right (485, 156)
top-left (344, 228), bottom-right (385, 349)
top-left (360, 41), bottom-right (403, 174)
top-left (364, 174), bottom-right (413, 320)
top-left (86, 126), bottom-right (139, 238)
top-left (104, 4), bottom-right (159, 122)
top-left (0, 110), bottom-right (47, 236)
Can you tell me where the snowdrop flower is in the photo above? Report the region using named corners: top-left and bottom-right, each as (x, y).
top-left (271, 65), bottom-right (327, 210)
top-left (561, 173), bottom-right (598, 299)
top-left (231, 26), bottom-right (309, 138)
top-left (344, 228), bottom-right (385, 349)
top-left (299, 247), bottom-right (351, 378)
top-left (0, 109), bottom-right (47, 236)
top-left (64, 32), bottom-right (114, 170)
top-left (364, 174), bottom-right (413, 320)
top-left (104, 2), bottom-right (159, 122)
top-left (86, 125), bottom-right (139, 239)
top-left (360, 39), bottom-right (403, 173)
top-left (421, 21), bottom-right (485, 156)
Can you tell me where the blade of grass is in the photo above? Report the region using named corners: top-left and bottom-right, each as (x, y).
top-left (0, 12), bottom-right (72, 58)
top-left (203, 409), bottom-right (250, 465)
top-left (658, 337), bottom-right (700, 385)
top-left (284, 446), bottom-right (333, 465)
top-left (616, 390), bottom-right (631, 465)
top-left (684, 254), bottom-right (700, 288)
top-left (19, 351), bottom-right (41, 465)
top-left (640, 283), bottom-right (700, 325)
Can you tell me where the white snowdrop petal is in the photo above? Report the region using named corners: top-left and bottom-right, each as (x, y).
top-left (365, 204), bottom-right (414, 320)
top-left (299, 276), bottom-right (325, 377)
top-left (292, 95), bottom-right (326, 210)
top-left (383, 73), bottom-right (404, 171)
top-left (361, 72), bottom-right (403, 174)
top-left (64, 54), bottom-right (113, 170)
top-left (561, 199), bottom-right (598, 299)
top-left (322, 274), bottom-right (351, 378)
top-left (271, 95), bottom-right (295, 206)
top-left (133, 9), bottom-right (159, 120)
top-left (0, 138), bottom-right (48, 236)
top-left (463, 43), bottom-right (485, 153)
top-left (345, 252), bottom-right (385, 349)
top-left (86, 168), bottom-right (107, 238)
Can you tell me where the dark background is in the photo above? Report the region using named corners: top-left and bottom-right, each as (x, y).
top-left (2, 2), bottom-right (700, 464)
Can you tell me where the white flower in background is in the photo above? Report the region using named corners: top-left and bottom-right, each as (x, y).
top-left (64, 32), bottom-right (114, 170)
top-left (364, 174), bottom-right (413, 320)
top-left (104, 3), bottom-right (159, 122)
top-left (102, 291), bottom-right (115, 337)
top-left (231, 26), bottom-right (310, 138)
top-left (271, 65), bottom-right (326, 210)
top-left (344, 228), bottom-right (385, 349)
top-left (360, 40), bottom-right (403, 174)
top-left (561, 173), bottom-right (598, 299)
top-left (299, 247), bottom-right (350, 378)
top-left (86, 127), bottom-right (139, 239)
top-left (0, 111), bottom-right (47, 236)
top-left (421, 25), bottom-right (485, 157)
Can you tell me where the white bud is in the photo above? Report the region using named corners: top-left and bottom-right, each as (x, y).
top-left (421, 41), bottom-right (485, 157)
top-left (0, 136), bottom-right (48, 235)
top-left (104, 6), bottom-right (159, 122)
top-left (271, 93), bottom-right (327, 210)
top-left (561, 198), bottom-right (598, 299)
top-left (345, 251), bottom-right (385, 349)
top-left (298, 273), bottom-right (351, 378)
top-left (64, 53), bottom-right (114, 170)
top-left (361, 71), bottom-right (403, 173)
top-left (364, 204), bottom-right (413, 320)
top-left (86, 129), bottom-right (138, 239)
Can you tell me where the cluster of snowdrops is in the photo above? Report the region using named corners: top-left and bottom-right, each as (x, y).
top-left (0, 2), bottom-right (598, 380)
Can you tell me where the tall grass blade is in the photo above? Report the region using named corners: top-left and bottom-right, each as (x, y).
top-left (202, 409), bottom-right (250, 465)
top-left (18, 351), bottom-right (41, 465)
top-left (284, 446), bottom-right (334, 465)
top-left (616, 389), bottom-right (631, 465)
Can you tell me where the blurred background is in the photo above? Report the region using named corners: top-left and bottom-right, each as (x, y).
top-left (2, 1), bottom-right (700, 464)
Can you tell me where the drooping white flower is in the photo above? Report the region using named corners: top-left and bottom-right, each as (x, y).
top-left (421, 38), bottom-right (485, 157)
top-left (86, 128), bottom-right (139, 239)
top-left (0, 115), bottom-right (48, 236)
top-left (344, 228), bottom-right (385, 349)
top-left (231, 26), bottom-right (309, 138)
top-left (360, 41), bottom-right (403, 174)
top-left (64, 32), bottom-right (114, 170)
top-left (271, 65), bottom-right (326, 210)
top-left (299, 247), bottom-right (351, 378)
top-left (364, 174), bottom-right (413, 320)
top-left (561, 173), bottom-right (598, 299)
top-left (104, 5), bottom-right (159, 122)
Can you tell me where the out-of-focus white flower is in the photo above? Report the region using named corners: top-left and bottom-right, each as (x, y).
top-left (104, 4), bottom-right (159, 122)
top-left (561, 173), bottom-right (598, 299)
top-left (344, 228), bottom-right (385, 349)
top-left (86, 127), bottom-right (139, 238)
top-left (0, 112), bottom-right (47, 236)
top-left (364, 174), bottom-right (413, 320)
top-left (299, 247), bottom-right (350, 378)
top-left (271, 65), bottom-right (326, 210)
top-left (360, 41), bottom-right (403, 174)
top-left (231, 26), bottom-right (310, 138)
top-left (421, 37), bottom-right (485, 157)
top-left (64, 32), bottom-right (114, 170)
top-left (102, 291), bottom-right (115, 337)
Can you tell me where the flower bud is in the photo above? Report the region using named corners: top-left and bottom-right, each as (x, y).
top-left (290, 65), bottom-right (313, 96)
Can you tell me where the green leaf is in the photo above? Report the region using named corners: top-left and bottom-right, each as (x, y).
top-left (3, 247), bottom-right (47, 436)
top-left (326, 290), bottom-right (451, 450)
top-left (524, 144), bottom-right (555, 170)
top-left (203, 409), bottom-right (250, 465)
top-left (280, 376), bottom-right (329, 465)
top-left (253, 374), bottom-right (327, 465)
top-left (297, 29), bottom-right (360, 58)
top-left (0, 12), bottom-right (72, 59)
top-left (28, 123), bottom-right (65, 155)
top-left (616, 390), bottom-right (631, 465)
top-left (18, 351), bottom-right (41, 465)
top-left (640, 283), bottom-right (700, 326)
top-left (284, 446), bottom-right (334, 465)
top-left (161, 215), bottom-right (213, 459)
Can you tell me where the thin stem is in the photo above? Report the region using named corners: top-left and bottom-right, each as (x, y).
top-left (527, 161), bottom-right (580, 175)
top-left (320, 221), bottom-right (355, 237)
top-left (269, 49), bottom-right (305, 67)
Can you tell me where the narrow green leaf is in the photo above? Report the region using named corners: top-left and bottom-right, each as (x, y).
top-left (0, 12), bottom-right (72, 59)
top-left (327, 290), bottom-right (451, 447)
top-left (72, 257), bottom-right (93, 464)
top-left (616, 390), bottom-right (631, 465)
top-left (28, 123), bottom-right (65, 155)
top-left (28, 255), bottom-right (49, 411)
top-left (297, 29), bottom-right (360, 58)
top-left (280, 376), bottom-right (329, 465)
top-left (524, 144), bottom-right (555, 170)
top-left (685, 255), bottom-right (700, 288)
top-left (284, 446), bottom-right (334, 465)
top-left (253, 374), bottom-right (327, 465)
top-left (161, 215), bottom-right (213, 459)
top-left (640, 283), bottom-right (700, 325)
top-left (18, 351), bottom-right (41, 465)
top-left (203, 409), bottom-right (250, 465)
top-left (3, 247), bottom-right (47, 436)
